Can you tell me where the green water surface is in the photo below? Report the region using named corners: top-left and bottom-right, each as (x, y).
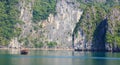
top-left (0, 49), bottom-right (120, 65)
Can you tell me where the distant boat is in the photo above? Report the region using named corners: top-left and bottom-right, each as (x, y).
top-left (20, 49), bottom-right (28, 55)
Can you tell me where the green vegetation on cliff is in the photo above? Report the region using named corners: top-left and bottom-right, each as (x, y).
top-left (33, 0), bottom-right (56, 22)
top-left (0, 0), bottom-right (120, 49)
top-left (74, 0), bottom-right (120, 49)
top-left (80, 5), bottom-right (106, 42)
top-left (0, 0), bottom-right (21, 45)
top-left (106, 6), bottom-right (120, 47)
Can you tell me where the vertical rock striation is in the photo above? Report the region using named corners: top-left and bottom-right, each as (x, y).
top-left (42, 0), bottom-right (83, 48)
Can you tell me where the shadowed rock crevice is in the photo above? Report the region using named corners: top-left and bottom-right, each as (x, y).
top-left (92, 19), bottom-right (108, 51)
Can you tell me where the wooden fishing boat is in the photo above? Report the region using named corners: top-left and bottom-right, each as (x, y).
top-left (20, 49), bottom-right (28, 55)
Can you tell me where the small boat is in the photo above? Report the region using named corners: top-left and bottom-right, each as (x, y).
top-left (20, 49), bottom-right (28, 55)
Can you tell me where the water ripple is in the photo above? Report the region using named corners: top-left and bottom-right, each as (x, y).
top-left (1, 55), bottom-right (120, 60)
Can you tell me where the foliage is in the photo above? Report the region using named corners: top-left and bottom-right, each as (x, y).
top-left (34, 42), bottom-right (44, 48)
top-left (106, 33), bottom-right (114, 44)
top-left (33, 0), bottom-right (56, 22)
top-left (75, 0), bottom-right (120, 47)
top-left (47, 41), bottom-right (57, 48)
top-left (0, 0), bottom-right (21, 45)
top-left (74, 5), bottom-right (106, 41)
top-left (105, 6), bottom-right (120, 47)
top-left (24, 38), bottom-right (29, 46)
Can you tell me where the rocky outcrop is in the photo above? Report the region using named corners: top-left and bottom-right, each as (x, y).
top-left (106, 6), bottom-right (120, 51)
top-left (9, 0), bottom-right (82, 48)
top-left (9, 38), bottom-right (21, 48)
top-left (74, 4), bottom-right (120, 52)
top-left (18, 0), bottom-right (33, 38)
top-left (8, 0), bottom-right (120, 51)
top-left (42, 0), bottom-right (83, 48)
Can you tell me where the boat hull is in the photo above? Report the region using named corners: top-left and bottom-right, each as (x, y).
top-left (20, 50), bottom-right (28, 55)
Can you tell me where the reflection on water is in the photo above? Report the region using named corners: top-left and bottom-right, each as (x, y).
top-left (0, 50), bottom-right (120, 65)
top-left (91, 52), bottom-right (106, 65)
top-left (8, 49), bottom-right (20, 54)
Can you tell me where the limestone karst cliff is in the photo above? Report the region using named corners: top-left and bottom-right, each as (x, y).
top-left (73, 0), bottom-right (120, 51)
top-left (1, 0), bottom-right (120, 51)
top-left (8, 0), bottom-right (82, 48)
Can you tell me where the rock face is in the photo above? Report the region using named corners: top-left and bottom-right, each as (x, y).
top-left (43, 0), bottom-right (83, 47)
top-left (18, 0), bottom-right (33, 38)
top-left (9, 0), bottom-right (120, 51)
top-left (73, 2), bottom-right (120, 51)
top-left (106, 7), bottom-right (120, 51)
top-left (9, 38), bottom-right (20, 48)
top-left (11, 0), bottom-right (82, 48)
